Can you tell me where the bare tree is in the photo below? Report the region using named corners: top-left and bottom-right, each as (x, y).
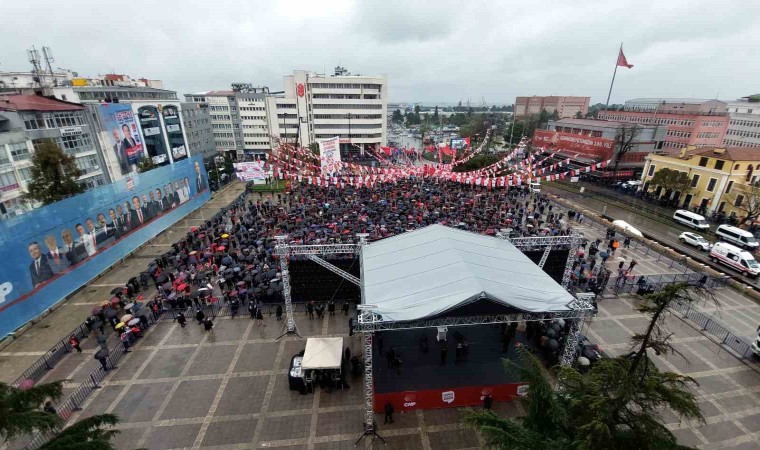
top-left (611, 125), bottom-right (640, 179)
top-left (728, 182), bottom-right (760, 224)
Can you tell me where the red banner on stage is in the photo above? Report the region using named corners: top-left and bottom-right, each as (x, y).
top-left (373, 382), bottom-right (527, 412)
top-left (533, 129), bottom-right (615, 162)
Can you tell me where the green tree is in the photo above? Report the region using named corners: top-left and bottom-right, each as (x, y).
top-left (39, 414), bottom-right (121, 450)
top-left (391, 109), bottom-right (404, 124)
top-left (432, 106), bottom-right (440, 124)
top-left (452, 154), bottom-right (500, 172)
top-left (649, 168), bottom-right (691, 198)
top-left (135, 157), bottom-right (156, 174)
top-left (466, 283), bottom-right (707, 450)
top-left (550, 110), bottom-right (560, 121)
top-left (24, 139), bottom-right (84, 205)
top-left (0, 381), bottom-right (63, 441)
top-left (574, 111), bottom-right (584, 119)
top-left (308, 142), bottom-right (320, 155)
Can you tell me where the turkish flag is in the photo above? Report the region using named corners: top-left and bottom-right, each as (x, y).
top-left (617, 47), bottom-right (634, 68)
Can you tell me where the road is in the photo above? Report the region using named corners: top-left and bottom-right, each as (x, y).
top-left (545, 182), bottom-right (760, 287)
top-left (545, 182), bottom-right (760, 343)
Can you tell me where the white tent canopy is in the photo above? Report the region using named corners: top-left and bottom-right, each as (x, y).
top-left (302, 337), bottom-right (344, 370)
top-left (360, 225), bottom-right (574, 323)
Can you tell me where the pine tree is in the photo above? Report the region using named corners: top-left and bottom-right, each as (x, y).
top-left (39, 414), bottom-right (121, 450)
top-left (466, 283), bottom-right (708, 450)
top-left (24, 139), bottom-right (84, 205)
top-left (0, 381), bottom-right (63, 441)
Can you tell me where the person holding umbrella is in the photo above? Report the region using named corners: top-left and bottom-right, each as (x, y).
top-left (203, 317), bottom-right (214, 332)
top-left (94, 349), bottom-right (110, 372)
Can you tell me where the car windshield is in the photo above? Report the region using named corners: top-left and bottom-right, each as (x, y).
top-left (748, 259), bottom-right (760, 268)
top-left (746, 236), bottom-right (757, 243)
top-left (696, 220), bottom-right (708, 226)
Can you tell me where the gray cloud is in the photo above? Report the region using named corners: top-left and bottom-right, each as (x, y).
top-left (0, 0), bottom-right (758, 105)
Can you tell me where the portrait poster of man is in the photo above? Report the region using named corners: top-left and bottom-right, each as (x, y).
top-left (99, 103), bottom-right (145, 176)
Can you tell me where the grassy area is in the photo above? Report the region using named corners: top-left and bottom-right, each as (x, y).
top-left (248, 179), bottom-right (288, 192)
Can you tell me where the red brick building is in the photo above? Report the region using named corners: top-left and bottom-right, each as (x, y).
top-left (598, 98), bottom-right (729, 153)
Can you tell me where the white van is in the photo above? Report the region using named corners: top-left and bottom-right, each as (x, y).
top-left (529, 182), bottom-right (541, 193)
top-left (673, 210), bottom-right (710, 230)
top-left (709, 242), bottom-right (760, 277)
top-left (715, 224), bottom-right (759, 250)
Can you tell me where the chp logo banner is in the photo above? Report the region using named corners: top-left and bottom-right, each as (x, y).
top-left (233, 161), bottom-right (267, 181)
top-left (318, 136), bottom-right (342, 174)
top-left (533, 129), bottom-right (614, 162)
top-left (99, 103), bottom-right (145, 175)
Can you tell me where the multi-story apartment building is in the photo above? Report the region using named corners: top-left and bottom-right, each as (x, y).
top-left (181, 102), bottom-right (215, 160)
top-left (0, 94), bottom-right (107, 217)
top-left (186, 86), bottom-right (275, 160)
top-left (49, 84), bottom-right (190, 180)
top-left (723, 95), bottom-right (760, 148)
top-left (641, 146), bottom-right (760, 216)
top-left (515, 96), bottom-right (590, 119)
top-left (598, 98), bottom-right (729, 153)
top-left (187, 67), bottom-right (388, 159)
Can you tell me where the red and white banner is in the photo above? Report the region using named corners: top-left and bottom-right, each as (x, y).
top-left (533, 130), bottom-right (615, 162)
top-left (373, 382), bottom-right (527, 412)
top-left (318, 136), bottom-right (341, 174)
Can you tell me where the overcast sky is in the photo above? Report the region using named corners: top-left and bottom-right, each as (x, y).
top-left (1, 0), bottom-right (758, 105)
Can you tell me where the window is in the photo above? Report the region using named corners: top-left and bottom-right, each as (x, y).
top-left (698, 157), bottom-right (708, 167)
top-left (715, 160), bottom-right (724, 170)
top-left (0, 147), bottom-right (9, 166)
top-left (691, 174), bottom-right (700, 188)
top-left (9, 142), bottom-right (31, 161)
top-left (706, 178), bottom-right (717, 192)
top-left (17, 167), bottom-right (32, 183)
top-left (726, 180), bottom-right (734, 193)
top-left (735, 194), bottom-right (744, 207)
top-left (0, 171), bottom-right (19, 189)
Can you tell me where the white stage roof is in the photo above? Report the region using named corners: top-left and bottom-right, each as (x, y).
top-left (302, 337), bottom-right (343, 370)
top-left (360, 225), bottom-right (574, 323)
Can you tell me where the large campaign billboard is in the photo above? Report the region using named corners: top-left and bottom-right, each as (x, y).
top-left (233, 161), bottom-right (267, 181)
top-left (0, 155), bottom-right (210, 337)
top-left (533, 129), bottom-right (615, 161)
top-left (99, 103), bottom-right (145, 176)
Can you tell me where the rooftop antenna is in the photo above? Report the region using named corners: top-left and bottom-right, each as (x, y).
top-left (42, 46), bottom-right (56, 87)
top-left (27, 46), bottom-right (45, 87)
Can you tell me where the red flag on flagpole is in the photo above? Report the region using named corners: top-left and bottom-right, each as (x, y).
top-left (617, 47), bottom-right (634, 68)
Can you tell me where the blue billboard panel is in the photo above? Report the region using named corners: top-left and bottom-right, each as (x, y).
top-left (0, 155), bottom-right (210, 337)
top-left (98, 103), bottom-right (145, 174)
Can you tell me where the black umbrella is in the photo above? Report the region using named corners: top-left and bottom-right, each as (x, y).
top-left (110, 287), bottom-right (123, 295)
top-left (104, 309), bottom-right (118, 319)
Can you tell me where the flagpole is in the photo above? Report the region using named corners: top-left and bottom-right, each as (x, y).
top-left (605, 43), bottom-right (623, 110)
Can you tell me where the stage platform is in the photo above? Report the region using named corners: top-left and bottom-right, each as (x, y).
top-left (372, 324), bottom-right (530, 411)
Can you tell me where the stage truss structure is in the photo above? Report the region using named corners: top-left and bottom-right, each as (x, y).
top-left (274, 231), bottom-right (590, 444)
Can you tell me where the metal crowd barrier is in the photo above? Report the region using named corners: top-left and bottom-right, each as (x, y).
top-left (671, 300), bottom-right (754, 359)
top-left (11, 321), bottom-right (99, 388)
top-left (21, 312), bottom-right (158, 450)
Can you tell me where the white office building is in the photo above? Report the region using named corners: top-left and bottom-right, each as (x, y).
top-left (723, 95), bottom-right (760, 148)
top-left (187, 67), bottom-right (388, 159)
top-left (279, 67), bottom-right (387, 156)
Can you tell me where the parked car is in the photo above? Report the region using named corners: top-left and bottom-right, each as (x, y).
top-left (679, 232), bottom-right (712, 251)
top-left (752, 330), bottom-right (760, 358)
top-left (621, 180), bottom-right (643, 191)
